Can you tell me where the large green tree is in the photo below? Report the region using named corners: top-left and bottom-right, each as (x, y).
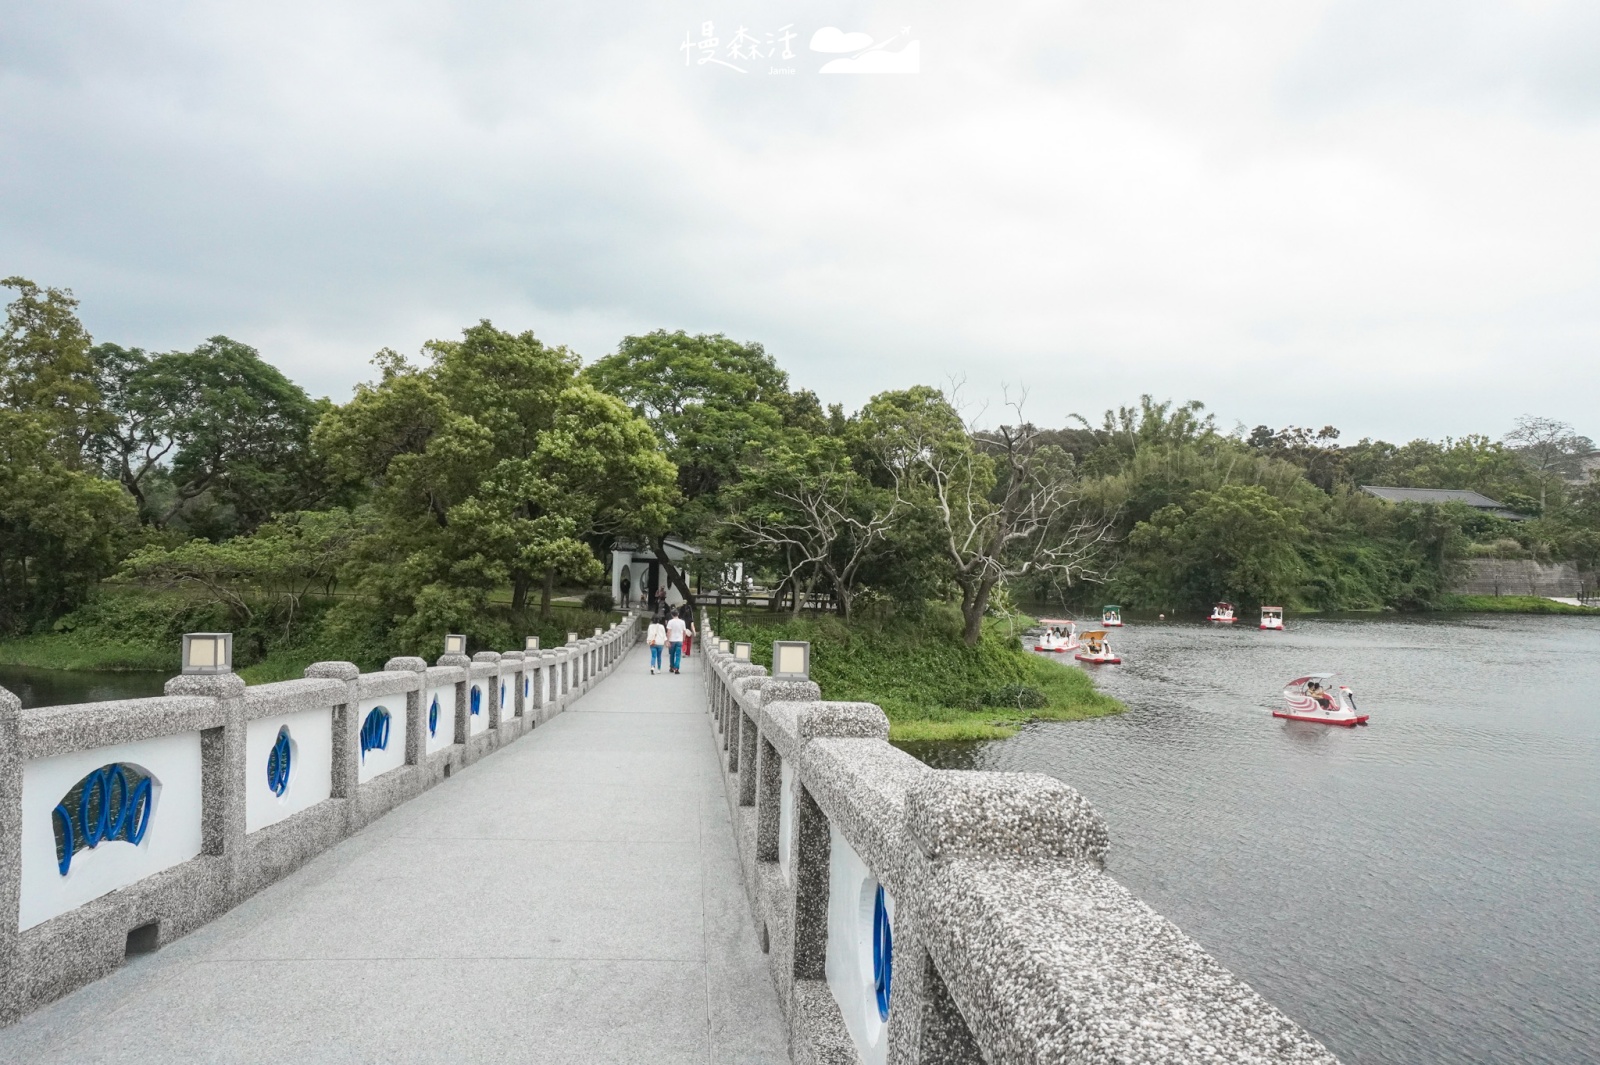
top-left (0, 277), bottom-right (102, 461)
top-left (585, 330), bottom-right (823, 607)
top-left (0, 412), bottom-right (136, 631)
top-left (314, 322), bottom-right (675, 646)
top-left (91, 337), bottom-right (325, 534)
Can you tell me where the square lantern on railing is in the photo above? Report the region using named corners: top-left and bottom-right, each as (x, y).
top-left (181, 632), bottom-right (233, 675)
top-left (772, 640), bottom-right (811, 680)
top-left (733, 642), bottom-right (752, 662)
top-left (525, 636), bottom-right (540, 651)
top-left (444, 634), bottom-right (466, 656)
top-left (594, 627), bottom-right (603, 637)
top-left (567, 632), bottom-right (578, 645)
top-left (718, 639), bottom-right (730, 654)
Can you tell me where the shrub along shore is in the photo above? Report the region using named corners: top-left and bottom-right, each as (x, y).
top-left (710, 606), bottom-right (1124, 742)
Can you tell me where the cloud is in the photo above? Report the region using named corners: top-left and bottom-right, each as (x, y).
top-left (820, 41), bottom-right (920, 75)
top-left (0, 1), bottom-right (1596, 443)
top-left (808, 27), bottom-right (875, 53)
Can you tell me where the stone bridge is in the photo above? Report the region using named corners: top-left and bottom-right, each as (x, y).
top-left (0, 615), bottom-right (1337, 1064)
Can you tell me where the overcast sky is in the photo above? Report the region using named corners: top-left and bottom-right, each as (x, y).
top-left (3, 1), bottom-right (1597, 442)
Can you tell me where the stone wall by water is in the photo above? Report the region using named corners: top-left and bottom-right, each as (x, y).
top-left (1455, 559), bottom-right (1591, 598)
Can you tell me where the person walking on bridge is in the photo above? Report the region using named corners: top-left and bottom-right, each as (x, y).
top-left (666, 611), bottom-right (687, 674)
top-left (647, 617), bottom-right (667, 674)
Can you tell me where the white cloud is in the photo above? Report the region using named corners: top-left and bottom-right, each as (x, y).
top-left (1, 0), bottom-right (1597, 442)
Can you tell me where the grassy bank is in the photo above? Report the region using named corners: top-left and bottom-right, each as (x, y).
top-left (710, 606), bottom-right (1123, 741)
top-left (1436, 595), bottom-right (1600, 615)
top-left (0, 586), bottom-right (622, 686)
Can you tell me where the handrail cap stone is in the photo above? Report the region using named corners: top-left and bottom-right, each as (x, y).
top-left (906, 770), bottom-right (1108, 865)
top-left (798, 701), bottom-right (889, 743)
top-left (384, 656), bottom-right (428, 673)
top-left (166, 672), bottom-right (249, 697)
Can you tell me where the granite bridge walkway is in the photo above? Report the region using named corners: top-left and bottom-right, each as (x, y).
top-left (2, 616), bottom-right (1342, 1064)
top-left (0, 645), bottom-right (789, 1065)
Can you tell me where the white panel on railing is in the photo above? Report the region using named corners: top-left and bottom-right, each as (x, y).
top-left (19, 732), bottom-right (204, 931)
top-left (467, 680), bottom-right (488, 736)
top-left (423, 685), bottom-right (454, 754)
top-left (825, 823), bottom-right (895, 1065)
top-left (245, 707), bottom-right (333, 833)
top-left (355, 696), bottom-right (406, 784)
top-left (778, 758), bottom-right (794, 883)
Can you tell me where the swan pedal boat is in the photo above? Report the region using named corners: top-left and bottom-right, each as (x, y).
top-left (1209, 602), bottom-right (1237, 624)
top-left (1260, 606), bottom-right (1285, 631)
top-left (1101, 605), bottom-right (1124, 628)
top-left (1074, 631), bottom-right (1121, 664)
top-left (1033, 618), bottom-right (1079, 652)
top-left (1276, 674), bottom-right (1368, 726)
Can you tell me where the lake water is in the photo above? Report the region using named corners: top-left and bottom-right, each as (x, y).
top-left (0, 663), bottom-right (171, 709)
top-left (903, 614), bottom-right (1600, 1065)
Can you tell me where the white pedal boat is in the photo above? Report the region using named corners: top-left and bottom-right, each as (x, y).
top-left (1033, 619), bottom-right (1079, 652)
top-left (1276, 674), bottom-right (1368, 727)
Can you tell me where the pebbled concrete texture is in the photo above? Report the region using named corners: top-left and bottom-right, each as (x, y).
top-left (0, 642), bottom-right (788, 1065)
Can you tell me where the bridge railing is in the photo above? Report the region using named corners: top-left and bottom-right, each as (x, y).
top-left (0, 617), bottom-right (642, 1025)
top-left (699, 611), bottom-right (1339, 1065)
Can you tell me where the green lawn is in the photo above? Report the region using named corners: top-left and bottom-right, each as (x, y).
top-left (1436, 595), bottom-right (1600, 615)
top-left (709, 606), bottom-right (1123, 741)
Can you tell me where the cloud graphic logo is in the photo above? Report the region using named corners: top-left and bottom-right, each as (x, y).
top-left (810, 28), bottom-right (875, 54)
top-left (819, 41), bottom-right (920, 74)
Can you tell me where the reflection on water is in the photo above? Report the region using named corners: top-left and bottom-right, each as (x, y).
top-left (902, 615), bottom-right (1600, 1065)
top-left (0, 664), bottom-right (171, 709)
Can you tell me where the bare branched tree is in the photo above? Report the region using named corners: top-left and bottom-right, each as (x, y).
top-left (1503, 415), bottom-right (1595, 511)
top-left (723, 452), bottom-right (899, 618)
top-left (892, 389), bottom-right (1116, 645)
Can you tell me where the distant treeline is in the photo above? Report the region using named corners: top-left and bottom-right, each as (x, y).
top-left (3, 276), bottom-right (1596, 665)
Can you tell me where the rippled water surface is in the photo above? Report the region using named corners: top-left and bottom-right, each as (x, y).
top-left (904, 615), bottom-right (1600, 1065)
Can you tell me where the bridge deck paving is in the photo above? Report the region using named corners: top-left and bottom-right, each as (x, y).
top-left (0, 644), bottom-right (789, 1065)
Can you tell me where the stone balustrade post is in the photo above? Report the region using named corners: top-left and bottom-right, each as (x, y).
top-left (0, 686), bottom-right (21, 1025)
top-left (437, 649), bottom-right (471, 743)
top-left (164, 671), bottom-right (250, 905)
top-left (383, 657), bottom-right (429, 766)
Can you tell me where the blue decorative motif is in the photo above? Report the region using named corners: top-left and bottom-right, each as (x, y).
top-left (470, 685), bottom-right (482, 716)
top-left (267, 726), bottom-right (292, 797)
top-left (52, 763), bottom-right (153, 876)
top-left (873, 884), bottom-right (892, 1021)
top-left (500, 681), bottom-right (506, 708)
top-left (524, 677), bottom-right (530, 700)
top-left (360, 706), bottom-right (391, 759)
top-left (428, 694), bottom-right (440, 737)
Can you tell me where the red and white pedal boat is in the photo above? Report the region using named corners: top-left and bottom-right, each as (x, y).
top-left (1074, 630), bottom-right (1121, 664)
top-left (1260, 606), bottom-right (1285, 631)
top-left (1209, 602), bottom-right (1237, 624)
top-left (1033, 619), bottom-right (1079, 653)
top-left (1276, 674), bottom-right (1368, 727)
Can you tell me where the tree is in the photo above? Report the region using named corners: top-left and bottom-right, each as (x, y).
top-left (721, 435), bottom-right (899, 618)
top-left (585, 330), bottom-right (823, 608)
top-left (0, 411), bottom-right (136, 632)
top-left (0, 277), bottom-right (101, 461)
top-left (116, 508), bottom-right (367, 643)
top-left (138, 337), bottom-right (325, 532)
top-left (314, 322), bottom-right (675, 645)
top-left (1503, 415), bottom-right (1595, 512)
top-left (1123, 484), bottom-right (1309, 610)
top-left (869, 388), bottom-right (1113, 645)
